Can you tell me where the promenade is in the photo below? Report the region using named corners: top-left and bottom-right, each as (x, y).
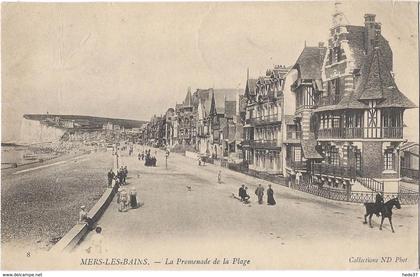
top-left (73, 148), bottom-right (418, 270)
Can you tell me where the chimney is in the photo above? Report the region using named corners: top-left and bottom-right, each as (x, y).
top-left (364, 13), bottom-right (382, 54)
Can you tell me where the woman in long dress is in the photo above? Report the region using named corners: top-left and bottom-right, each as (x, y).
top-left (267, 184), bottom-right (276, 205)
top-left (129, 187), bottom-right (138, 208)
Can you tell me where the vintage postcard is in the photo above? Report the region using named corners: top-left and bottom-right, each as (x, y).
top-left (1, 0), bottom-right (419, 272)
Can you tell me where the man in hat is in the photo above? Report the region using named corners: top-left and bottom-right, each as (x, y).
top-left (239, 184), bottom-right (250, 202)
top-left (107, 169), bottom-right (115, 188)
top-left (79, 206), bottom-right (88, 223)
top-left (255, 184), bottom-right (265, 204)
top-left (374, 193), bottom-right (384, 217)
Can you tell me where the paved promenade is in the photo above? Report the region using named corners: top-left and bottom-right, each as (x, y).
top-left (74, 148), bottom-right (418, 270)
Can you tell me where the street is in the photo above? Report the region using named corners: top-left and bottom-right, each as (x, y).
top-left (70, 148), bottom-right (418, 270)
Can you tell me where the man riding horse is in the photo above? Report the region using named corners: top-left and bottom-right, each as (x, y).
top-left (374, 193), bottom-right (384, 216)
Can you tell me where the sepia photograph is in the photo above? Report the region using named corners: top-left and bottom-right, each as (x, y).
top-left (1, 0), bottom-right (419, 272)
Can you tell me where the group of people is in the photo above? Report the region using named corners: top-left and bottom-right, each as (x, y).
top-left (107, 166), bottom-right (129, 187)
top-left (197, 156), bottom-right (206, 166)
top-left (116, 186), bottom-right (138, 212)
top-left (238, 184), bottom-right (276, 205)
top-left (140, 149), bottom-right (157, 167)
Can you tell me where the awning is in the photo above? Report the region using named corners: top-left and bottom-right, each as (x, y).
top-left (301, 140), bottom-right (323, 159)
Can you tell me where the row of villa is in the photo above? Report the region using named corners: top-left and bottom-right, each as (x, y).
top-left (140, 12), bottom-right (417, 194)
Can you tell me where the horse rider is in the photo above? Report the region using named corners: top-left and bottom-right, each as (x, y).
top-left (375, 193), bottom-right (384, 217)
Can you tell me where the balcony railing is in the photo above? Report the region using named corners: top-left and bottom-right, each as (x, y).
top-left (251, 140), bottom-right (279, 148)
top-left (313, 163), bottom-right (356, 179)
top-left (382, 127), bottom-right (403, 139)
top-left (286, 131), bottom-right (302, 140)
top-left (251, 114), bottom-right (280, 124)
top-left (317, 127), bottom-right (403, 139)
top-left (318, 94), bottom-right (341, 107)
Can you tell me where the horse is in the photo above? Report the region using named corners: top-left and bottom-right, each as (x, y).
top-left (363, 197), bottom-right (401, 233)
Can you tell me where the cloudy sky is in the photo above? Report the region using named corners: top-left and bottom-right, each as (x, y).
top-left (2, 1), bottom-right (418, 142)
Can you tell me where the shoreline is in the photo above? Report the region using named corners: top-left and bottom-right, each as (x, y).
top-left (1, 150), bottom-right (114, 253)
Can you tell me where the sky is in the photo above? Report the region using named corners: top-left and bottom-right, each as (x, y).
top-left (2, 1), bottom-right (419, 142)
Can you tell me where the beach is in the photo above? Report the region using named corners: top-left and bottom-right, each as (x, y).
top-left (1, 149), bottom-right (113, 256)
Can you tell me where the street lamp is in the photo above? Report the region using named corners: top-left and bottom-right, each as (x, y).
top-left (165, 149), bottom-right (170, 169)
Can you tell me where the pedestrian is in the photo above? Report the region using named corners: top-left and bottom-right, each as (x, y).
top-left (129, 187), bottom-right (138, 208)
top-left (217, 170), bottom-right (222, 184)
top-left (79, 206), bottom-right (88, 223)
top-left (255, 184), bottom-right (265, 204)
top-left (90, 226), bottom-right (104, 254)
top-left (123, 166), bottom-right (128, 184)
top-left (267, 184), bottom-right (276, 205)
top-left (296, 171), bottom-right (302, 186)
top-left (79, 205), bottom-right (93, 229)
top-left (239, 184), bottom-right (250, 202)
top-left (198, 156), bottom-right (201, 166)
top-left (244, 187), bottom-right (250, 201)
top-left (238, 184), bottom-right (245, 201)
top-left (118, 188), bottom-right (128, 212)
top-left (118, 166), bottom-right (125, 185)
top-left (107, 169), bottom-right (115, 188)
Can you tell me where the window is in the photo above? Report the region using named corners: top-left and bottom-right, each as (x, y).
top-left (384, 149), bottom-right (394, 170)
top-left (332, 114), bottom-right (341, 128)
top-left (294, 147), bottom-right (302, 162)
top-left (329, 147), bottom-right (340, 166)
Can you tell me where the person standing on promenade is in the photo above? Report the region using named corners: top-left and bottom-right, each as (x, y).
top-left (267, 184), bottom-right (276, 206)
top-left (296, 171), bottom-right (302, 186)
top-left (255, 184), bottom-right (265, 204)
top-left (118, 166), bottom-right (125, 185)
top-left (217, 170), bottom-right (222, 184)
top-left (129, 187), bottom-right (138, 208)
top-left (90, 226), bottom-right (104, 254)
top-left (123, 166), bottom-right (128, 184)
top-left (107, 169), bottom-right (115, 188)
top-left (118, 188), bottom-right (128, 212)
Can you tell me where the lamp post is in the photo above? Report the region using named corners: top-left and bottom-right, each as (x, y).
top-left (165, 149), bottom-right (170, 169)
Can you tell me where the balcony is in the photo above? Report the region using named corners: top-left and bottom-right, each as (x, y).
top-left (382, 127), bottom-right (403, 139)
top-left (313, 163), bottom-right (356, 179)
top-left (318, 94), bottom-right (341, 107)
top-left (251, 114), bottom-right (280, 125)
top-left (317, 127), bottom-right (403, 139)
top-left (250, 140), bottom-right (280, 148)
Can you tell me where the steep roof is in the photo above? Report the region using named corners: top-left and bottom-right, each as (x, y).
top-left (183, 89), bottom-right (193, 107)
top-left (293, 46), bottom-right (327, 80)
top-left (244, 78), bottom-right (257, 98)
top-left (238, 95), bottom-right (246, 113)
top-left (314, 26), bottom-right (416, 112)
